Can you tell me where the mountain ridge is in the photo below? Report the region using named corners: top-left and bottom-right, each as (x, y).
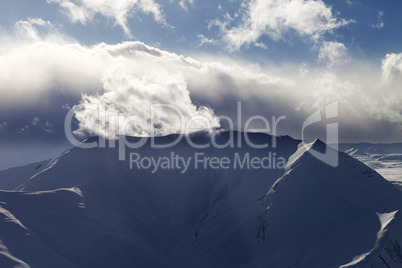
top-left (0, 132), bottom-right (400, 267)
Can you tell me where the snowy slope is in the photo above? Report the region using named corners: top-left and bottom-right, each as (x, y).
top-left (338, 143), bottom-right (402, 192)
top-left (0, 132), bottom-right (401, 267)
top-left (255, 140), bottom-right (402, 267)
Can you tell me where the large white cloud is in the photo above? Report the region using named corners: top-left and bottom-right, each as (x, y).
top-left (74, 65), bottom-right (220, 138)
top-left (382, 53), bottom-right (402, 82)
top-left (212, 0), bottom-right (352, 51)
top-left (1, 18), bottom-right (401, 142)
top-left (318, 41), bottom-right (348, 68)
top-left (48, 0), bottom-right (166, 37)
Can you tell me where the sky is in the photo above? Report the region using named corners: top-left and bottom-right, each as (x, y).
top-left (0, 0), bottom-right (402, 168)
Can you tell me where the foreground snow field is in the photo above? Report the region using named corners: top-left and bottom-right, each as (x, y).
top-left (0, 132), bottom-right (401, 267)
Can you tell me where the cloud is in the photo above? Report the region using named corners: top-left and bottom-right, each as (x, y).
top-left (12, 17), bottom-right (57, 42)
top-left (179, 0), bottom-right (194, 11)
top-left (0, 18), bottom-right (401, 142)
top-left (197, 34), bottom-right (214, 47)
top-left (254, 42), bottom-right (268, 49)
top-left (74, 66), bottom-right (220, 138)
top-left (381, 53), bottom-right (402, 82)
top-left (47, 0), bottom-right (166, 37)
top-left (211, 0), bottom-right (353, 51)
top-left (318, 41), bottom-right (348, 68)
top-left (0, 20), bottom-right (220, 138)
top-left (370, 11), bottom-right (384, 29)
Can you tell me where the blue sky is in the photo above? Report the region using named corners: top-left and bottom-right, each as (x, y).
top-left (1, 0), bottom-right (400, 62)
top-left (0, 0), bottom-right (402, 169)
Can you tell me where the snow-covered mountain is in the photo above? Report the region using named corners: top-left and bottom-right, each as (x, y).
top-left (338, 143), bottom-right (402, 192)
top-left (0, 132), bottom-right (401, 267)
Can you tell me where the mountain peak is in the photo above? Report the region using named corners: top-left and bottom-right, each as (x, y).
top-left (285, 139), bottom-right (331, 170)
top-left (309, 138), bottom-right (327, 153)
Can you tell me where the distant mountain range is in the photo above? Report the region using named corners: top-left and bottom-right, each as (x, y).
top-left (337, 143), bottom-right (402, 155)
